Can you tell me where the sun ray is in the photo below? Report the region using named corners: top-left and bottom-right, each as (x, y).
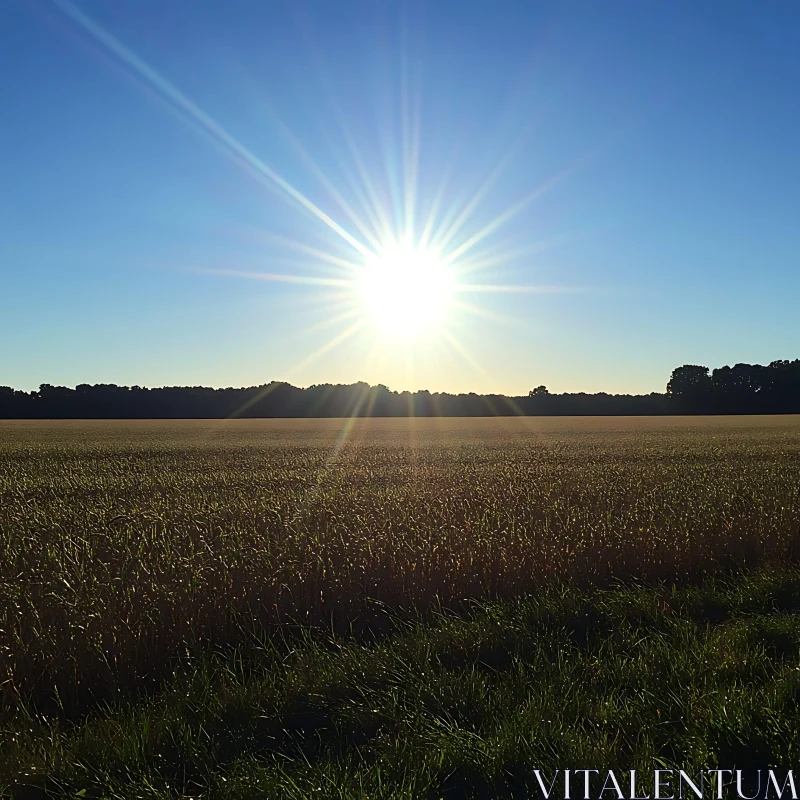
top-left (188, 267), bottom-right (355, 289)
top-left (295, 386), bottom-right (371, 518)
top-left (287, 320), bottom-right (364, 377)
top-left (321, 386), bottom-right (371, 471)
top-left (400, 22), bottom-right (422, 244)
top-left (430, 148), bottom-right (521, 256)
top-left (429, 116), bottom-right (542, 256)
top-left (298, 307), bottom-right (363, 338)
top-left (447, 237), bottom-right (568, 277)
top-left (440, 164), bottom-right (576, 267)
top-left (53, 0), bottom-right (373, 258)
top-left (456, 282), bottom-right (589, 294)
top-left (334, 144), bottom-right (396, 245)
top-left (441, 329), bottom-right (496, 387)
top-left (417, 160), bottom-right (456, 251)
top-left (234, 231), bottom-right (369, 278)
top-left (51, 0), bottom-right (598, 402)
top-left (265, 114), bottom-right (386, 254)
top-left (290, 6), bottom-right (397, 250)
top-left (451, 299), bottom-right (531, 330)
top-left (225, 381), bottom-right (283, 420)
top-left (441, 329), bottom-right (526, 417)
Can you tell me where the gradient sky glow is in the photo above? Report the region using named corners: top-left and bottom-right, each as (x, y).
top-left (2, 0), bottom-right (800, 396)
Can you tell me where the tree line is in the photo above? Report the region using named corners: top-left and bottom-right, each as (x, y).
top-left (666, 359), bottom-right (800, 414)
top-left (0, 359), bottom-right (798, 418)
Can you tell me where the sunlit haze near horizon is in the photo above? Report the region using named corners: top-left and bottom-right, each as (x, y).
top-left (2, 1), bottom-right (800, 396)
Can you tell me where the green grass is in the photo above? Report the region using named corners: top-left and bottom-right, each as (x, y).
top-left (5, 570), bottom-right (800, 798)
top-left (2, 417), bottom-right (800, 797)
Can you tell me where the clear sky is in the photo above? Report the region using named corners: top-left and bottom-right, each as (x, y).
top-left (2, 0), bottom-right (799, 396)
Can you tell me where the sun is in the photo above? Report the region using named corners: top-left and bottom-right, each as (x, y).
top-left (358, 243), bottom-right (455, 339)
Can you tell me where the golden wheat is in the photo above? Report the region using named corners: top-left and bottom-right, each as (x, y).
top-left (2, 416), bottom-right (799, 711)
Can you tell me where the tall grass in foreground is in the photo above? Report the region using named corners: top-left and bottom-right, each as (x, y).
top-left (1, 417), bottom-right (800, 714)
top-left (4, 569), bottom-right (800, 797)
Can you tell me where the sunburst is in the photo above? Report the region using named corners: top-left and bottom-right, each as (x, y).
top-left (54, 0), bottom-right (590, 430)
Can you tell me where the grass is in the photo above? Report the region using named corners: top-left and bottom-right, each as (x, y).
top-left (5, 571), bottom-right (800, 798)
top-left (2, 417), bottom-right (800, 796)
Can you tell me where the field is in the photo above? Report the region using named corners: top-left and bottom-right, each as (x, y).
top-left (2, 417), bottom-right (800, 798)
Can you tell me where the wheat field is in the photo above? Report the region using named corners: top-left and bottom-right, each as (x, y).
top-left (2, 416), bottom-right (800, 715)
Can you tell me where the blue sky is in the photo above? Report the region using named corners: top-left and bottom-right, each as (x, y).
top-left (2, 0), bottom-right (799, 395)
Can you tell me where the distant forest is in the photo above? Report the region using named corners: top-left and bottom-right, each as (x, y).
top-left (1, 360), bottom-right (799, 418)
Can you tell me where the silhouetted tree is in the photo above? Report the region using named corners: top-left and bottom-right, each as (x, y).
top-left (666, 365), bottom-right (713, 412)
